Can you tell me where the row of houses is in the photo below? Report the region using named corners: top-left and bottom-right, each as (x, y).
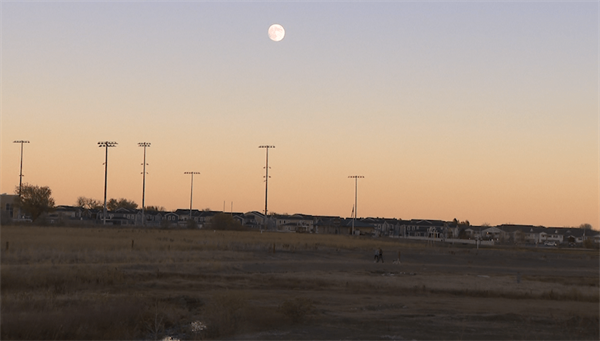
top-left (2, 194), bottom-right (598, 246)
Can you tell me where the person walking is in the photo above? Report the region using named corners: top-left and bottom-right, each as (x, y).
top-left (377, 247), bottom-right (384, 263)
top-left (374, 248), bottom-right (379, 263)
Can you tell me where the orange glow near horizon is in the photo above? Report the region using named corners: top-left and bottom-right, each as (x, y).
top-left (1, 2), bottom-right (598, 229)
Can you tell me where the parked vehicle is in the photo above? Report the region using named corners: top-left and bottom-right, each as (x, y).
top-left (544, 241), bottom-right (557, 247)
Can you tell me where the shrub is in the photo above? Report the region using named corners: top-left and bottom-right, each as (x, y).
top-left (208, 213), bottom-right (247, 231)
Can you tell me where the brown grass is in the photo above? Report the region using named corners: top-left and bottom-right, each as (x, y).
top-left (1, 225), bottom-right (598, 340)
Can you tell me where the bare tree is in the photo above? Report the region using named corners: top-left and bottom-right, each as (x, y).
top-left (454, 218), bottom-right (470, 227)
top-left (76, 197), bottom-right (102, 210)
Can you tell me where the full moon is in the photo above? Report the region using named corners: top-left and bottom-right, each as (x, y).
top-left (268, 24), bottom-right (285, 42)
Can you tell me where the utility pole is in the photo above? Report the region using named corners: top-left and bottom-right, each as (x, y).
top-left (138, 142), bottom-right (151, 226)
top-left (348, 175), bottom-right (364, 235)
top-left (13, 140), bottom-right (30, 197)
top-left (184, 171), bottom-right (200, 222)
top-left (13, 140), bottom-right (29, 219)
top-left (259, 145), bottom-right (275, 231)
top-left (98, 141), bottom-right (118, 225)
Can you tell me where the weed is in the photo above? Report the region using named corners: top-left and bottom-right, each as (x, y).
top-left (203, 290), bottom-right (250, 338)
top-left (142, 301), bottom-right (167, 340)
top-left (1, 296), bottom-right (144, 340)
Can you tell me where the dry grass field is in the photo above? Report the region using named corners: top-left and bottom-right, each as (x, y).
top-left (1, 226), bottom-right (598, 340)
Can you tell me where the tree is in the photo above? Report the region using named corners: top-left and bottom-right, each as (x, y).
top-left (76, 197), bottom-right (102, 210)
top-left (579, 223), bottom-right (593, 230)
top-left (107, 198), bottom-right (138, 211)
top-left (15, 184), bottom-right (55, 222)
top-left (209, 213), bottom-right (246, 231)
top-left (145, 205), bottom-right (165, 212)
top-left (453, 218), bottom-right (470, 228)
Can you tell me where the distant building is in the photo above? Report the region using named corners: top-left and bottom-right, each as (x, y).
top-left (312, 217), bottom-right (348, 235)
top-left (0, 194), bottom-right (19, 223)
top-left (400, 219), bottom-right (447, 238)
top-left (272, 214), bottom-right (315, 233)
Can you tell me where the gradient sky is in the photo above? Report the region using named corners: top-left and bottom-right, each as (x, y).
top-left (1, 1), bottom-right (598, 228)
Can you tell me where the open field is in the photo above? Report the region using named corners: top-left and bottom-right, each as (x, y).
top-left (1, 226), bottom-right (598, 340)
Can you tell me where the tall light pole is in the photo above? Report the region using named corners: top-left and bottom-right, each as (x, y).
top-left (259, 145), bottom-right (274, 230)
top-left (98, 141), bottom-right (118, 225)
top-left (348, 175), bottom-right (364, 235)
top-left (184, 171), bottom-right (200, 222)
top-left (13, 140), bottom-right (30, 197)
top-left (138, 142), bottom-right (151, 226)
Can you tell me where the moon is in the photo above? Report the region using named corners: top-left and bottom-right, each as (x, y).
top-left (268, 24), bottom-right (285, 42)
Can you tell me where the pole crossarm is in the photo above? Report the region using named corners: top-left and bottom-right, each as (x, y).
top-left (98, 141), bottom-right (118, 148)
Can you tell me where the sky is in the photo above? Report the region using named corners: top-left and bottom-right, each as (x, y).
top-left (1, 1), bottom-right (598, 228)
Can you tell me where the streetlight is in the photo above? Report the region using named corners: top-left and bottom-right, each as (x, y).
top-left (258, 145), bottom-right (275, 230)
top-left (138, 142), bottom-right (151, 226)
top-left (184, 171), bottom-right (200, 222)
top-left (98, 141), bottom-right (118, 225)
top-left (348, 175), bottom-right (364, 235)
top-left (13, 140), bottom-right (30, 197)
